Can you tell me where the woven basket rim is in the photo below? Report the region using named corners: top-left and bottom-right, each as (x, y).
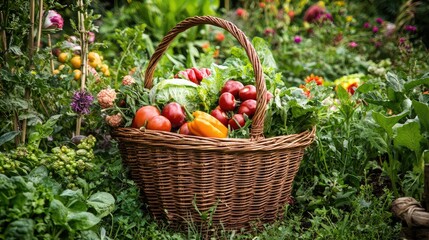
top-left (112, 126), bottom-right (316, 153)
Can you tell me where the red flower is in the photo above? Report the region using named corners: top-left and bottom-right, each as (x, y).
top-left (236, 8), bottom-right (247, 18)
top-left (215, 32), bottom-right (225, 42)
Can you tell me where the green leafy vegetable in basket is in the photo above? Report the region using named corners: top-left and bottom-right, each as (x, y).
top-left (149, 79), bottom-right (201, 112)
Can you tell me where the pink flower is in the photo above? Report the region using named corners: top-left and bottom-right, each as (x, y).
top-left (88, 32), bottom-right (95, 44)
top-left (376, 18), bottom-right (383, 24)
top-left (97, 88), bottom-right (116, 109)
top-left (404, 25), bottom-right (417, 32)
top-left (105, 113), bottom-right (123, 127)
top-left (363, 22), bottom-right (371, 29)
top-left (348, 41), bottom-right (358, 48)
top-left (43, 10), bottom-right (64, 30)
top-left (294, 36), bottom-right (302, 44)
top-left (122, 75), bottom-right (135, 86)
top-left (372, 26), bottom-right (379, 33)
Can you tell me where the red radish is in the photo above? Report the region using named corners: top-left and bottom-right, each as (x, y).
top-left (221, 80), bottom-right (244, 98)
top-left (228, 114), bottom-right (246, 130)
top-left (239, 85), bottom-right (257, 101)
top-left (210, 107), bottom-right (229, 126)
top-left (161, 102), bottom-right (186, 128)
top-left (238, 99), bottom-right (257, 118)
top-left (219, 92), bottom-right (237, 111)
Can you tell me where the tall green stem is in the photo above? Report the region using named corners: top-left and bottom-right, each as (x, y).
top-left (76, 0), bottom-right (88, 136)
top-left (22, 0), bottom-right (36, 144)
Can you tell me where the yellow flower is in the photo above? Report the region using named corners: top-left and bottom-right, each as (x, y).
top-left (317, 1), bottom-right (325, 8)
top-left (346, 16), bottom-right (353, 22)
top-left (335, 1), bottom-right (345, 7)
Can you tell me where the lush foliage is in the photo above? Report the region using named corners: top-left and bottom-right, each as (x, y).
top-left (1, 0), bottom-right (429, 239)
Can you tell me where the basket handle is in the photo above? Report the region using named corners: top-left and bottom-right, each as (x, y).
top-left (144, 16), bottom-right (267, 140)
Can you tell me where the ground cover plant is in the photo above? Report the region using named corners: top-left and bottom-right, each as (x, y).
top-left (1, 0), bottom-right (429, 239)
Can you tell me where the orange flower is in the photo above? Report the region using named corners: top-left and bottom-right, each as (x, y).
top-left (201, 42), bottom-right (210, 51)
top-left (305, 74), bottom-right (324, 85)
top-left (213, 49), bottom-right (220, 58)
top-left (300, 84), bottom-right (311, 97)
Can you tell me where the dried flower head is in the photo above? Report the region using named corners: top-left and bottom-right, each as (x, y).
top-left (122, 75), bottom-right (136, 86)
top-left (43, 10), bottom-right (64, 30)
top-left (71, 90), bottom-right (94, 115)
top-left (105, 113), bottom-right (123, 127)
top-left (97, 88), bottom-right (116, 109)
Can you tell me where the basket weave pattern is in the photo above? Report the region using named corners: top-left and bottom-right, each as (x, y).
top-left (112, 16), bottom-right (316, 230)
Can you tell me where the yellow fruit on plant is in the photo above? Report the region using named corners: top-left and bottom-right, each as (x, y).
top-left (103, 69), bottom-right (110, 77)
top-left (70, 55), bottom-right (82, 69)
top-left (100, 64), bottom-right (109, 73)
top-left (88, 52), bottom-right (101, 68)
top-left (53, 69), bottom-right (60, 75)
top-left (73, 69), bottom-right (82, 81)
top-left (58, 64), bottom-right (65, 71)
top-left (88, 52), bottom-right (100, 62)
top-left (58, 52), bottom-right (69, 63)
top-left (89, 59), bottom-right (101, 68)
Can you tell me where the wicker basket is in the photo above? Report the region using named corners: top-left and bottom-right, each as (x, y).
top-left (112, 16), bottom-right (316, 230)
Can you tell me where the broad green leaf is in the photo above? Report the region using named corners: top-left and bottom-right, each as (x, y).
top-left (413, 100), bottom-right (429, 130)
top-left (336, 84), bottom-right (350, 103)
top-left (4, 219), bottom-right (34, 240)
top-left (404, 76), bottom-right (429, 90)
top-left (372, 110), bottom-right (408, 137)
top-left (50, 199), bottom-right (69, 226)
top-left (28, 166), bottom-right (48, 184)
top-left (79, 230), bottom-right (100, 240)
top-left (87, 192), bottom-right (115, 218)
top-left (60, 189), bottom-right (87, 211)
top-left (386, 72), bottom-right (404, 92)
top-left (393, 119), bottom-right (423, 153)
top-left (67, 212), bottom-right (101, 231)
top-left (0, 131), bottom-right (20, 146)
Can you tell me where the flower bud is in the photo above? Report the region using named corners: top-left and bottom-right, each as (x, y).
top-left (43, 10), bottom-right (64, 30)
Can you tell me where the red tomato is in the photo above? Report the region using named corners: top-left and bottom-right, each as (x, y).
top-left (132, 106), bottom-right (160, 128)
top-left (228, 113), bottom-right (246, 130)
top-left (210, 107), bottom-right (229, 126)
top-left (146, 115), bottom-right (172, 132)
top-left (221, 80), bottom-right (244, 98)
top-left (239, 85), bottom-right (257, 101)
top-left (161, 102), bottom-right (186, 128)
top-left (219, 92), bottom-right (237, 111)
top-left (238, 99), bottom-right (257, 118)
top-left (178, 122), bottom-right (192, 135)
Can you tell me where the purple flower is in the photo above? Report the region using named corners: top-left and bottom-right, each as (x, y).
top-left (372, 26), bottom-right (379, 33)
top-left (376, 18), bottom-right (383, 24)
top-left (43, 10), bottom-right (64, 30)
top-left (399, 37), bottom-right (406, 44)
top-left (404, 25), bottom-right (417, 32)
top-left (348, 41), bottom-right (358, 48)
top-left (363, 22), bottom-right (371, 28)
top-left (71, 90), bottom-right (94, 115)
top-left (294, 36), bottom-right (302, 44)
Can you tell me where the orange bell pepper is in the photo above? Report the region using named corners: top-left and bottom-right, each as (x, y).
top-left (188, 111), bottom-right (228, 138)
